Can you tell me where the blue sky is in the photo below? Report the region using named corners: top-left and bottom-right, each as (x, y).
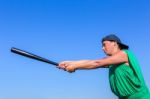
top-left (0, 0), bottom-right (150, 99)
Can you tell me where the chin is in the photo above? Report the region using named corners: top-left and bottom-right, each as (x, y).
top-left (105, 52), bottom-right (112, 56)
top-left (103, 50), bottom-right (111, 56)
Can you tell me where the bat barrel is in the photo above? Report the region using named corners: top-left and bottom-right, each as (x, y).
top-left (11, 47), bottom-right (59, 66)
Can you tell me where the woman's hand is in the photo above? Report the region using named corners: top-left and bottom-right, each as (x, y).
top-left (58, 61), bottom-right (77, 73)
top-left (65, 64), bottom-right (76, 73)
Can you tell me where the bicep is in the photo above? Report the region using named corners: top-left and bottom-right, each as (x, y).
top-left (96, 51), bottom-right (128, 66)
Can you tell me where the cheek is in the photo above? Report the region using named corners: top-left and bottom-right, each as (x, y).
top-left (105, 45), bottom-right (112, 51)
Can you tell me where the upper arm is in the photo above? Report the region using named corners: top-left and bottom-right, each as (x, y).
top-left (96, 51), bottom-right (128, 67)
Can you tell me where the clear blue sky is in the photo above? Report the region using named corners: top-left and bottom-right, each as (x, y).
top-left (0, 0), bottom-right (150, 99)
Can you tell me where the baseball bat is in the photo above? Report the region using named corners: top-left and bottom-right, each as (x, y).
top-left (11, 47), bottom-right (59, 66)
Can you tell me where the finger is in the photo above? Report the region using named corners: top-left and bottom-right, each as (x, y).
top-left (58, 63), bottom-right (66, 68)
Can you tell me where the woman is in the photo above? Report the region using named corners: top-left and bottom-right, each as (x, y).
top-left (58, 34), bottom-right (150, 99)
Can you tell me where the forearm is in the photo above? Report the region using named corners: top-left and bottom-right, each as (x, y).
top-left (74, 60), bottom-right (104, 69)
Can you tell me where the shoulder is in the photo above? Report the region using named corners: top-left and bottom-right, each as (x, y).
top-left (101, 50), bottom-right (129, 65)
top-left (109, 50), bottom-right (129, 63)
top-left (115, 50), bottom-right (128, 58)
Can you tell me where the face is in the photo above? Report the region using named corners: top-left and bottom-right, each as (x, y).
top-left (102, 41), bottom-right (117, 56)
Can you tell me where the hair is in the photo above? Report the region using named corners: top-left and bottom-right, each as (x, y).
top-left (117, 43), bottom-right (124, 50)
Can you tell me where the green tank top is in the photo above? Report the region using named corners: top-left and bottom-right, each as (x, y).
top-left (109, 50), bottom-right (150, 99)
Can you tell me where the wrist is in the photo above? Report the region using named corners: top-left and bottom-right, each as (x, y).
top-left (74, 62), bottom-right (80, 70)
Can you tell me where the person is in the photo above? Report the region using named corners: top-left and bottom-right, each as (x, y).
top-left (58, 34), bottom-right (150, 99)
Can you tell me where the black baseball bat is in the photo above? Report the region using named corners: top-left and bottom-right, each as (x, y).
top-left (11, 47), bottom-right (59, 66)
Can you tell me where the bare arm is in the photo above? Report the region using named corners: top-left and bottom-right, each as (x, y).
top-left (59, 51), bottom-right (128, 72)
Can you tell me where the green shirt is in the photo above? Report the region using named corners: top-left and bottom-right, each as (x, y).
top-left (109, 50), bottom-right (150, 99)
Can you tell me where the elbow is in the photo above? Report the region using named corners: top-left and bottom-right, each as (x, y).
top-left (88, 60), bottom-right (102, 69)
top-left (92, 60), bottom-right (107, 68)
